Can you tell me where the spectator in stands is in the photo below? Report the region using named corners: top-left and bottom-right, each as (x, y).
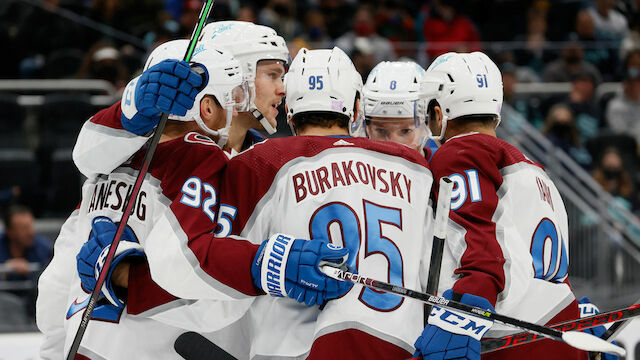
top-left (299, 10), bottom-right (332, 49)
top-left (564, 71), bottom-right (602, 142)
top-left (374, 1), bottom-right (416, 58)
top-left (76, 41), bottom-right (129, 90)
top-left (514, 4), bottom-right (552, 75)
top-left (416, 0), bottom-right (481, 60)
top-left (335, 4), bottom-right (396, 63)
top-left (592, 147), bottom-right (638, 211)
top-left (620, 14), bottom-right (640, 60)
top-left (574, 10), bottom-right (619, 81)
top-left (350, 37), bottom-right (377, 80)
top-left (542, 37), bottom-right (603, 83)
top-left (587, 0), bottom-right (630, 42)
top-left (258, 0), bottom-right (302, 41)
top-left (543, 103), bottom-right (593, 169)
top-left (501, 62), bottom-right (537, 130)
top-left (236, 5), bottom-right (257, 23)
top-left (606, 49), bottom-right (640, 147)
top-left (0, 205), bottom-right (51, 283)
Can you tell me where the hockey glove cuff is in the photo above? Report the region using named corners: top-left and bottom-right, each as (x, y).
top-left (121, 59), bottom-right (203, 135)
top-left (413, 290), bottom-right (494, 360)
top-left (77, 217), bottom-right (144, 307)
top-left (251, 234), bottom-right (352, 306)
top-left (578, 297), bottom-right (619, 360)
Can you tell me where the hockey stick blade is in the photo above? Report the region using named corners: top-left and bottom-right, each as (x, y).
top-left (174, 332), bottom-right (238, 360)
top-left (481, 302), bottom-right (640, 353)
top-left (320, 266), bottom-right (626, 357)
top-left (64, 1), bottom-right (215, 359)
top-left (561, 331), bottom-right (625, 357)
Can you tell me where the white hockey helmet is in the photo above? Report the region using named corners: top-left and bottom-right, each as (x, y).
top-left (284, 47), bottom-right (364, 136)
top-left (363, 61), bottom-right (427, 124)
top-left (421, 52), bottom-right (503, 141)
top-left (362, 61), bottom-right (429, 149)
top-left (143, 39), bottom-right (250, 147)
top-left (199, 21), bottom-right (290, 134)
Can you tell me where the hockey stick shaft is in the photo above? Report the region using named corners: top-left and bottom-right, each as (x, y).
top-left (320, 266), bottom-right (625, 356)
top-left (481, 302), bottom-right (640, 353)
top-left (65, 2), bottom-right (214, 359)
top-left (424, 177), bottom-right (453, 324)
top-left (174, 332), bottom-right (238, 360)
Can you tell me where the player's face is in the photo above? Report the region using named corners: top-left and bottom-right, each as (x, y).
top-left (254, 60), bottom-right (286, 127)
top-left (367, 117), bottom-right (425, 151)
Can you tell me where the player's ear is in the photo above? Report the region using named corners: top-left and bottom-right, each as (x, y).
top-left (353, 98), bottom-right (360, 123)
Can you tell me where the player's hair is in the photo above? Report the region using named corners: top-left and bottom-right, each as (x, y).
top-left (427, 99), bottom-right (499, 127)
top-left (291, 112), bottom-right (350, 133)
top-left (2, 204), bottom-right (32, 229)
top-left (291, 93), bottom-right (359, 133)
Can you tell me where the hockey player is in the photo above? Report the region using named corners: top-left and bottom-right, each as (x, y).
top-left (413, 51), bottom-right (587, 360)
top-left (200, 47), bottom-right (435, 359)
top-left (362, 61), bottom-right (431, 157)
top-left (38, 40), bottom-right (348, 359)
top-left (72, 47), bottom-right (435, 359)
top-left (72, 21), bottom-right (290, 178)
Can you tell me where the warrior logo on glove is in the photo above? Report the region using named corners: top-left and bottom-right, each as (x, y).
top-left (251, 233), bottom-right (353, 306)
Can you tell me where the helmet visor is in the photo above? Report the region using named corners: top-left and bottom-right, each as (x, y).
top-left (231, 81), bottom-right (251, 112)
top-left (366, 117), bottom-right (429, 152)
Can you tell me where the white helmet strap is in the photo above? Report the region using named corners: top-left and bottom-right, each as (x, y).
top-left (252, 107), bottom-right (276, 134)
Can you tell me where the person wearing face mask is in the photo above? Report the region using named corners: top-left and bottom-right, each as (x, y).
top-left (417, 0), bottom-right (482, 60)
top-left (543, 103), bottom-right (593, 169)
top-left (605, 49), bottom-right (640, 146)
top-left (542, 39), bottom-right (603, 83)
top-left (335, 4), bottom-right (396, 63)
top-left (592, 147), bottom-right (638, 211)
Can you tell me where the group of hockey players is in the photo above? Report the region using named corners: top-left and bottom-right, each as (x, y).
top-left (35, 20), bottom-right (614, 360)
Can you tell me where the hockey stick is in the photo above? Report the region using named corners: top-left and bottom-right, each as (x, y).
top-left (174, 332), bottom-right (238, 360)
top-left (424, 177), bottom-right (453, 325)
top-left (65, 1), bottom-right (215, 359)
top-left (480, 301), bottom-right (640, 353)
top-left (592, 316), bottom-right (633, 360)
top-left (320, 266), bottom-right (626, 356)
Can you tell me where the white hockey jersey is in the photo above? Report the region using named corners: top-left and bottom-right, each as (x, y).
top-left (208, 136), bottom-right (434, 359)
top-left (429, 132), bottom-right (586, 360)
top-left (38, 133), bottom-right (257, 359)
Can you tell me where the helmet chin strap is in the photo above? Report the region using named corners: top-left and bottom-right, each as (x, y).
top-left (194, 105), bottom-right (233, 148)
top-left (251, 107), bottom-right (277, 134)
top-left (428, 113), bottom-right (448, 145)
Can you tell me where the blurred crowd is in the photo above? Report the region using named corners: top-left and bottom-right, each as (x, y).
top-left (1, 0), bottom-right (640, 215)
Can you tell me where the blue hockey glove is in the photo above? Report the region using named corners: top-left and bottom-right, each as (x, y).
top-left (578, 297), bottom-right (619, 360)
top-left (251, 233), bottom-right (352, 306)
top-left (77, 216), bottom-right (144, 307)
top-left (121, 59), bottom-right (203, 135)
top-left (414, 290), bottom-right (494, 360)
